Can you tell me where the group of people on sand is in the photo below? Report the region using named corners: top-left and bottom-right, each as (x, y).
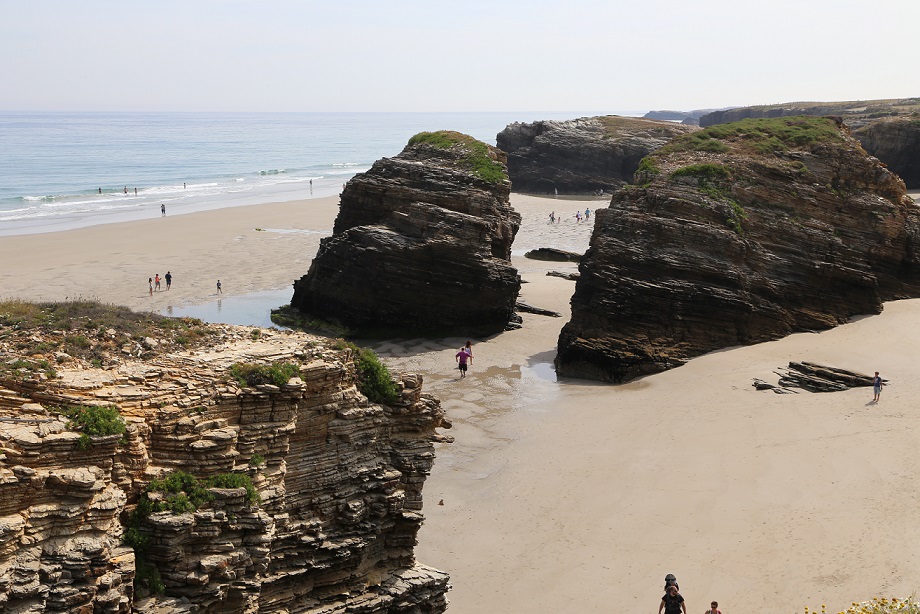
top-left (659, 574), bottom-right (721, 614)
top-left (547, 208), bottom-right (592, 224)
top-left (148, 271), bottom-right (172, 296)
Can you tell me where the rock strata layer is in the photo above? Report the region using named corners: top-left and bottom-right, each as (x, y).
top-left (0, 321), bottom-right (449, 612)
top-left (496, 116), bottom-right (697, 194)
top-left (291, 131), bottom-right (521, 336)
top-left (556, 116), bottom-right (920, 382)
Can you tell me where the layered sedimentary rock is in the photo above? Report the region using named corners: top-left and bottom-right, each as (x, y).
top-left (0, 317), bottom-right (449, 612)
top-left (556, 116), bottom-right (920, 382)
top-left (851, 117), bottom-right (920, 189)
top-left (699, 98), bottom-right (920, 187)
top-left (495, 115), bottom-right (697, 194)
top-left (291, 131), bottom-right (521, 336)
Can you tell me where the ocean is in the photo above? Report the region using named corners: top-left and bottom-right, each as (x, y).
top-left (0, 111), bottom-right (612, 236)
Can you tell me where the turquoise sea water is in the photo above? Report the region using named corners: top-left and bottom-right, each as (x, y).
top-left (0, 111), bottom-right (609, 235)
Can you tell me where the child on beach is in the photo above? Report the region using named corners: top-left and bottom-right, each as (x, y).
top-left (154, 274), bottom-right (161, 291)
top-left (705, 600), bottom-right (721, 614)
top-left (873, 371), bottom-right (883, 402)
top-left (148, 278), bottom-right (153, 296)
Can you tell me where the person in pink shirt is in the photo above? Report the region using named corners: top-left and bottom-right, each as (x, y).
top-left (455, 346), bottom-right (472, 378)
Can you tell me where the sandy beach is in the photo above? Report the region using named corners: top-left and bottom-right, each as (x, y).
top-left (3, 193), bottom-right (920, 612)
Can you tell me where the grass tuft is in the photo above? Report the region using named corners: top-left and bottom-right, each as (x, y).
top-left (408, 131), bottom-right (507, 184)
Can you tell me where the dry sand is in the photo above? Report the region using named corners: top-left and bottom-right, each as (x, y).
top-left (3, 194), bottom-right (920, 612)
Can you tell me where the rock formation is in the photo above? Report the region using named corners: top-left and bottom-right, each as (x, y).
top-left (0, 306), bottom-right (449, 612)
top-left (851, 117), bottom-right (920, 189)
top-left (495, 115), bottom-right (697, 194)
top-left (698, 98), bottom-right (920, 187)
top-left (556, 116), bottom-right (920, 382)
top-left (290, 131), bottom-right (521, 336)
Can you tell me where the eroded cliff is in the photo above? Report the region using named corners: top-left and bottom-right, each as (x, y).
top-left (556, 116), bottom-right (920, 382)
top-left (0, 303), bottom-right (449, 612)
top-left (291, 131), bottom-right (521, 336)
top-left (699, 98), bottom-right (920, 188)
top-left (496, 115), bottom-right (698, 194)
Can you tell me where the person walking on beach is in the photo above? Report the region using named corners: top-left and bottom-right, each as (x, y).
top-left (216, 279), bottom-right (222, 294)
top-left (165, 271), bottom-right (172, 290)
top-left (873, 371), bottom-right (883, 402)
top-left (705, 600), bottom-right (721, 614)
top-left (659, 584), bottom-right (687, 614)
top-left (161, 204), bottom-right (166, 216)
top-left (464, 340), bottom-right (474, 359)
top-left (148, 277), bottom-right (153, 296)
top-left (549, 211), bottom-right (555, 224)
top-left (455, 346), bottom-right (472, 378)
top-left (154, 274), bottom-right (161, 291)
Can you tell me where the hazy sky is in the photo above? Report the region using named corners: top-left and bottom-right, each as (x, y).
top-left (2, 0), bottom-right (918, 113)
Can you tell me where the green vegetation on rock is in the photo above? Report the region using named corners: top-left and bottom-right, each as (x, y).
top-left (660, 116), bottom-right (844, 156)
top-left (669, 163), bottom-right (746, 234)
top-left (408, 130), bottom-right (507, 184)
top-left (229, 361), bottom-right (300, 387)
top-left (125, 469), bottom-right (261, 597)
top-left (334, 340), bottom-right (400, 404)
top-left (56, 404), bottom-right (126, 450)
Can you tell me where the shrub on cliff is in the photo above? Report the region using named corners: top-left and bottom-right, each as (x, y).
top-left (334, 340), bottom-right (400, 404)
top-left (56, 404), bottom-right (126, 450)
top-left (408, 130), bottom-right (506, 184)
top-left (229, 361), bottom-right (300, 387)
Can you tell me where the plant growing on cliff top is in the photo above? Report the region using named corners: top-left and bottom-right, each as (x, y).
top-left (333, 340), bottom-right (400, 404)
top-left (56, 404), bottom-right (126, 450)
top-left (660, 116), bottom-right (843, 157)
top-left (229, 361), bottom-right (300, 387)
top-left (407, 130), bottom-right (506, 184)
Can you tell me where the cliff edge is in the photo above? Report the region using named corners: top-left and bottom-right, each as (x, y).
top-left (0, 302), bottom-right (450, 612)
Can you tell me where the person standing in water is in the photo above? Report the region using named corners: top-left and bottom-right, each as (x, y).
top-left (455, 346), bottom-right (472, 378)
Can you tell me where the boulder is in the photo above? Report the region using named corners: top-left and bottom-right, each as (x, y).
top-left (291, 131), bottom-right (521, 336)
top-left (496, 115), bottom-right (697, 194)
top-left (556, 116), bottom-right (920, 382)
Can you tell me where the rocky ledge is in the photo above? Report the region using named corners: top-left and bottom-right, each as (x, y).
top-left (698, 98), bottom-right (920, 188)
top-left (556, 116), bottom-right (920, 382)
top-left (495, 115), bottom-right (697, 194)
top-left (0, 303), bottom-right (450, 612)
top-left (291, 131), bottom-right (521, 336)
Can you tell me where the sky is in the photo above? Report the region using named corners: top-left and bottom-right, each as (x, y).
top-left (2, 0), bottom-right (918, 114)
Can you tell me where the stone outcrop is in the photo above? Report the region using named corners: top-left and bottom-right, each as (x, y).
top-left (642, 109), bottom-right (723, 126)
top-left (291, 131), bottom-right (521, 336)
top-left (698, 98), bottom-right (920, 187)
top-left (556, 116), bottom-right (920, 382)
top-left (0, 318), bottom-right (449, 612)
top-left (851, 117), bottom-right (920, 189)
top-left (495, 115), bottom-right (697, 194)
